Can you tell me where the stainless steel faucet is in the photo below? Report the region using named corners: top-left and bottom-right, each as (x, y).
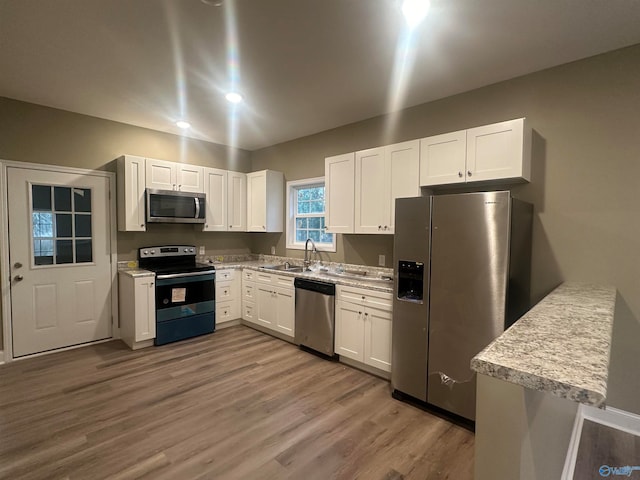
top-left (303, 238), bottom-right (317, 271)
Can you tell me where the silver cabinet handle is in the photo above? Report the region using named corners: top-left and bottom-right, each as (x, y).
top-left (14, 275), bottom-right (24, 282)
top-left (467, 171), bottom-right (472, 177)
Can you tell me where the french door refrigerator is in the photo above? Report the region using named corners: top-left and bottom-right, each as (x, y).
top-left (391, 191), bottom-right (532, 421)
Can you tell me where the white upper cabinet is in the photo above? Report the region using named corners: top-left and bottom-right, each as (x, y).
top-left (227, 171), bottom-right (247, 231)
top-left (466, 118), bottom-right (531, 183)
top-left (420, 118), bottom-right (531, 187)
top-left (145, 158), bottom-right (204, 192)
top-left (355, 147), bottom-right (387, 234)
top-left (202, 168), bottom-right (227, 231)
top-left (117, 155), bottom-right (146, 232)
top-left (355, 140), bottom-right (420, 234)
top-left (246, 170), bottom-right (284, 232)
top-left (325, 153), bottom-right (355, 234)
top-left (419, 131), bottom-right (467, 186)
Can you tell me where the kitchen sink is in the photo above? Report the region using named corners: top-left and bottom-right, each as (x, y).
top-left (262, 264), bottom-right (304, 273)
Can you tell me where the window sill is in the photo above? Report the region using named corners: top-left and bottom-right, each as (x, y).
top-left (286, 242), bottom-right (336, 253)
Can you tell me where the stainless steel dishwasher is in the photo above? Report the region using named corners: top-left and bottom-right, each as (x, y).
top-left (294, 278), bottom-right (336, 357)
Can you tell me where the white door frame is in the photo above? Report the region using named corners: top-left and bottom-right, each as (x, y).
top-left (0, 160), bottom-right (119, 363)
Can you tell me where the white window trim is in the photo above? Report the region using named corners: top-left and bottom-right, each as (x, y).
top-left (286, 176), bottom-right (336, 252)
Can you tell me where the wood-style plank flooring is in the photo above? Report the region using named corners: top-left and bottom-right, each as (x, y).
top-left (0, 326), bottom-right (474, 479)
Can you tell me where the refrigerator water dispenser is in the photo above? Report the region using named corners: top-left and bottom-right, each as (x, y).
top-left (397, 261), bottom-right (424, 302)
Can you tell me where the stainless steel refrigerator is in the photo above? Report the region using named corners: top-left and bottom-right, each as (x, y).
top-left (391, 191), bottom-right (532, 422)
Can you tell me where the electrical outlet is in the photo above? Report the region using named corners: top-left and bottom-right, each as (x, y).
top-left (270, 246), bottom-right (276, 255)
top-left (199, 246), bottom-right (205, 255)
top-left (378, 254), bottom-right (385, 266)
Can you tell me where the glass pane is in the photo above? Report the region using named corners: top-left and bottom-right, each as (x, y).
top-left (295, 217), bottom-right (307, 229)
top-left (320, 232), bottom-right (334, 243)
top-left (32, 212), bottom-right (54, 238)
top-left (297, 188), bottom-right (311, 201)
top-left (308, 217), bottom-right (321, 229)
top-left (56, 214), bottom-right (73, 237)
top-left (75, 239), bottom-right (93, 263)
top-left (32, 185), bottom-right (52, 211)
top-left (56, 240), bottom-right (73, 264)
top-left (310, 187), bottom-right (324, 200)
top-left (308, 230), bottom-right (320, 242)
top-left (34, 239), bottom-right (54, 256)
top-left (75, 214), bottom-right (92, 237)
top-left (296, 229), bottom-right (307, 242)
top-left (74, 188), bottom-right (92, 213)
top-left (309, 201), bottom-right (324, 213)
top-left (54, 187), bottom-right (72, 212)
top-left (297, 201), bottom-right (310, 214)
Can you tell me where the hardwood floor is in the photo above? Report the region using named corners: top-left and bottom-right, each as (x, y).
top-left (0, 326), bottom-right (474, 479)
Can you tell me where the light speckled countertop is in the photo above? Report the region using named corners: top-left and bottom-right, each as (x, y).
top-left (471, 282), bottom-right (617, 407)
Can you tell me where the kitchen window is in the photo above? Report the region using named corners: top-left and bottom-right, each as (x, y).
top-left (286, 177), bottom-right (335, 252)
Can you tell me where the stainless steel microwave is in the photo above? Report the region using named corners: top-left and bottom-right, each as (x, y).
top-left (146, 189), bottom-right (206, 224)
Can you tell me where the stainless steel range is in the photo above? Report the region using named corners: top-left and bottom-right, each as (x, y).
top-left (138, 245), bottom-right (215, 345)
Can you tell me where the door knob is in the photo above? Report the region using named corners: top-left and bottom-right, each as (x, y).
top-left (13, 262), bottom-right (22, 269)
top-left (14, 275), bottom-right (24, 282)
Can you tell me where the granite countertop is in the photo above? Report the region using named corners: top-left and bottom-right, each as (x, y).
top-left (471, 282), bottom-right (617, 407)
top-left (118, 268), bottom-right (155, 278)
top-left (213, 260), bottom-right (394, 293)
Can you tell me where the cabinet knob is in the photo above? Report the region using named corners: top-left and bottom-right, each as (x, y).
top-left (150, 283), bottom-right (154, 287)
top-left (358, 311), bottom-right (362, 315)
top-left (458, 171), bottom-right (463, 178)
top-left (229, 225), bottom-right (232, 228)
top-left (141, 224), bottom-right (144, 228)
top-left (378, 225), bottom-right (382, 230)
top-left (263, 226), bottom-right (266, 230)
top-left (467, 171), bottom-right (472, 177)
top-left (178, 184), bottom-right (182, 190)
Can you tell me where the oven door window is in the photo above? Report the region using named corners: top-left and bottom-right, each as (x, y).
top-left (155, 274), bottom-right (215, 322)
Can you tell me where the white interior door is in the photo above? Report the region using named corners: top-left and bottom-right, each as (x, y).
top-left (7, 167), bottom-right (113, 357)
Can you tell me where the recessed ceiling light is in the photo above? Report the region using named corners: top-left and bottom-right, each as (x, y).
top-left (200, 0), bottom-right (223, 6)
top-left (225, 92), bottom-right (243, 104)
top-left (401, 0), bottom-right (431, 29)
top-left (176, 120), bottom-right (191, 129)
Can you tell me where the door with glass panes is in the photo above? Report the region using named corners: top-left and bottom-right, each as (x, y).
top-left (7, 167), bottom-right (113, 357)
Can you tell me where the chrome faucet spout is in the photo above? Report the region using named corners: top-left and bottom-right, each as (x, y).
top-left (304, 238), bottom-right (317, 271)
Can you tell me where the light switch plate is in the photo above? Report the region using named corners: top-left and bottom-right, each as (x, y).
top-left (199, 246), bottom-right (205, 255)
top-left (270, 246), bottom-right (276, 255)
top-left (378, 254), bottom-right (385, 266)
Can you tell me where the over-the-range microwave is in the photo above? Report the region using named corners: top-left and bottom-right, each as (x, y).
top-left (146, 189), bottom-right (206, 224)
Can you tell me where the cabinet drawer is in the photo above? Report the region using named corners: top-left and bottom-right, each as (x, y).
top-left (336, 285), bottom-right (393, 311)
top-left (273, 274), bottom-right (295, 288)
top-left (242, 301), bottom-right (256, 322)
top-left (242, 282), bottom-right (256, 302)
top-left (217, 300), bottom-right (240, 323)
top-left (216, 280), bottom-right (238, 301)
top-left (242, 269), bottom-right (255, 281)
top-left (216, 269), bottom-right (236, 282)
top-left (255, 271), bottom-right (273, 284)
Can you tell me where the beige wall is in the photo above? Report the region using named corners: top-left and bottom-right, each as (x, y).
top-left (251, 44), bottom-right (640, 413)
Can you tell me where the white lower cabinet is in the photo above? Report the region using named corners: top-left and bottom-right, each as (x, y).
top-left (242, 269), bottom-right (295, 340)
top-left (215, 269), bottom-right (240, 326)
top-left (335, 285), bottom-right (393, 372)
top-left (119, 271), bottom-right (156, 350)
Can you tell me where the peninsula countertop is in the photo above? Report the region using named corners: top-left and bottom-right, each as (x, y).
top-left (471, 282), bottom-right (617, 407)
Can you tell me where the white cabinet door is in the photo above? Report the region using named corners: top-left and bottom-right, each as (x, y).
top-left (419, 130), bottom-right (467, 186)
top-left (116, 155), bottom-right (146, 231)
top-left (274, 286), bottom-right (295, 337)
top-left (335, 300), bottom-right (364, 361)
top-left (227, 171), bottom-right (247, 231)
top-left (364, 306), bottom-right (392, 372)
top-left (203, 168), bottom-right (227, 231)
top-left (387, 139), bottom-right (420, 234)
top-left (466, 118), bottom-right (530, 183)
top-left (176, 164), bottom-right (204, 193)
top-left (256, 284), bottom-right (276, 328)
top-left (355, 146), bottom-right (388, 233)
top-left (145, 158), bottom-right (177, 190)
top-left (135, 276), bottom-right (156, 342)
top-left (325, 153), bottom-right (355, 234)
top-left (246, 170), bottom-right (283, 232)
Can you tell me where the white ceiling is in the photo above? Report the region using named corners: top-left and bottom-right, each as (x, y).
top-left (1, 0), bottom-right (640, 151)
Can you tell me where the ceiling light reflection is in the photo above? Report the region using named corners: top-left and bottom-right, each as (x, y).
top-left (225, 92), bottom-right (243, 104)
top-left (402, 0), bottom-right (431, 29)
top-left (176, 120), bottom-right (191, 129)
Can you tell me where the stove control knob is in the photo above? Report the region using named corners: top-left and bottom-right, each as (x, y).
top-left (143, 250), bottom-right (148, 255)
top-left (184, 248), bottom-right (188, 252)
top-left (150, 250), bottom-right (156, 255)
top-left (190, 248), bottom-right (195, 253)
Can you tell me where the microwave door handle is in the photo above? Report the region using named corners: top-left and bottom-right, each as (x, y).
top-left (194, 197), bottom-right (200, 219)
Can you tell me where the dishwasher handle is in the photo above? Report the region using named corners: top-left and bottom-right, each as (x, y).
top-left (294, 278), bottom-right (335, 295)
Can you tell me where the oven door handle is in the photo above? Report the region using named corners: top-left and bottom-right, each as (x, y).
top-left (195, 197), bottom-right (200, 219)
top-left (156, 270), bottom-right (216, 280)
